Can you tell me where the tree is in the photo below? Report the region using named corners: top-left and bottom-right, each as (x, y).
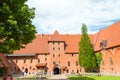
top-left (0, 0), bottom-right (36, 53)
top-left (95, 52), bottom-right (102, 72)
top-left (78, 23), bottom-right (96, 72)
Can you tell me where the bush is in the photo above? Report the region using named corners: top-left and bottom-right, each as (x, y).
top-left (0, 67), bottom-right (7, 77)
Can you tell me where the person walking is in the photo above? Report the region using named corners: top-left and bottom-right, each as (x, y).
top-left (2, 75), bottom-right (7, 80)
top-left (10, 75), bottom-right (13, 80)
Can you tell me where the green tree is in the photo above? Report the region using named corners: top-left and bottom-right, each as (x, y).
top-left (78, 23), bottom-right (96, 72)
top-left (0, 0), bottom-right (36, 53)
top-left (95, 52), bottom-right (102, 72)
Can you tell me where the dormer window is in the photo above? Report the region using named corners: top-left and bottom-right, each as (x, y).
top-left (100, 40), bottom-right (107, 49)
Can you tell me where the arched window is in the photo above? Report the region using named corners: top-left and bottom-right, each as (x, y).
top-left (109, 57), bottom-right (113, 65)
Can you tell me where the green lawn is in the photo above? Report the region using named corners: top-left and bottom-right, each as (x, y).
top-left (68, 76), bottom-right (120, 80)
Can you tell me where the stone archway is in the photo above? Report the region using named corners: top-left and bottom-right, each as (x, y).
top-left (53, 67), bottom-right (60, 74)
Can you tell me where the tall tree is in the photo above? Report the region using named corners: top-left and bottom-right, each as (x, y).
top-left (78, 23), bottom-right (96, 72)
top-left (95, 52), bottom-right (102, 72)
top-left (0, 0), bottom-right (36, 53)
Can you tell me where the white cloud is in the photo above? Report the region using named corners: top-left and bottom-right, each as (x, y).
top-left (26, 0), bottom-right (120, 34)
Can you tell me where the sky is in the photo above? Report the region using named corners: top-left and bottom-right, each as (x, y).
top-left (26, 0), bottom-right (120, 34)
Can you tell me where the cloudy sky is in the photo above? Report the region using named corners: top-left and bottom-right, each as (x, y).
top-left (26, 0), bottom-right (120, 34)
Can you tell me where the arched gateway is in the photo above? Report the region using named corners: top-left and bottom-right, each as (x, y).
top-left (53, 66), bottom-right (61, 74)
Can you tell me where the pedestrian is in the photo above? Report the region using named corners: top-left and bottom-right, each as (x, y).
top-left (35, 72), bottom-right (39, 80)
top-left (22, 69), bottom-right (24, 76)
top-left (2, 75), bottom-right (7, 80)
top-left (10, 75), bottom-right (13, 80)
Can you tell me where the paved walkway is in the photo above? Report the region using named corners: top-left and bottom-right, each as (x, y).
top-left (49, 74), bottom-right (69, 80)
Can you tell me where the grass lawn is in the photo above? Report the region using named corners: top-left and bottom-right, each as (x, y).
top-left (68, 76), bottom-right (120, 80)
top-left (14, 76), bottom-right (48, 80)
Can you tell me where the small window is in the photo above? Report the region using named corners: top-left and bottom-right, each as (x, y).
top-left (30, 66), bottom-right (31, 69)
top-left (38, 59), bottom-right (40, 63)
top-left (53, 54), bottom-right (55, 57)
top-left (77, 70), bottom-right (79, 73)
top-left (58, 42), bottom-right (60, 45)
top-left (67, 69), bottom-right (69, 73)
top-left (76, 61), bottom-right (78, 66)
top-left (109, 57), bottom-right (113, 65)
top-left (58, 54), bottom-right (60, 57)
top-left (15, 67), bottom-right (16, 70)
top-left (58, 47), bottom-right (60, 50)
top-left (16, 60), bottom-right (18, 63)
top-left (72, 54), bottom-right (74, 57)
top-left (68, 61), bottom-right (70, 66)
top-left (80, 68), bottom-right (81, 72)
top-left (30, 59), bottom-right (32, 63)
top-left (45, 58), bottom-right (47, 61)
top-left (53, 42), bottom-right (54, 45)
top-left (22, 67), bottom-right (24, 69)
top-left (45, 54), bottom-right (47, 56)
top-left (53, 47), bottom-right (55, 50)
top-left (24, 59), bottom-right (26, 63)
top-left (53, 61), bottom-right (56, 65)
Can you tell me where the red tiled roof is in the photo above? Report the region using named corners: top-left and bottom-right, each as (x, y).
top-left (0, 53), bottom-right (10, 68)
top-left (63, 34), bottom-right (93, 53)
top-left (93, 21), bottom-right (120, 51)
top-left (14, 31), bottom-right (93, 54)
top-left (14, 34), bottom-right (52, 54)
top-left (48, 30), bottom-right (64, 42)
top-left (0, 61), bottom-right (4, 67)
top-left (13, 21), bottom-right (120, 54)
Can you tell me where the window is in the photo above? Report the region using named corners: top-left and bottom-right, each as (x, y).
top-left (15, 67), bottom-right (16, 70)
top-left (38, 59), bottom-right (40, 63)
top-left (53, 61), bottom-right (56, 65)
top-left (58, 54), bottom-right (60, 57)
top-left (53, 54), bottom-right (55, 57)
top-left (58, 42), bottom-right (60, 45)
top-left (72, 54), bottom-right (74, 57)
top-left (24, 59), bottom-right (26, 63)
top-left (45, 58), bottom-right (47, 61)
top-left (53, 42), bottom-right (54, 45)
top-left (67, 69), bottom-right (69, 73)
top-left (22, 67), bottom-right (24, 70)
top-left (68, 61), bottom-right (70, 66)
top-left (53, 47), bottom-right (55, 50)
top-left (77, 70), bottom-right (79, 73)
top-left (100, 40), bottom-right (107, 49)
top-left (16, 60), bottom-right (18, 63)
top-left (30, 66), bottom-right (31, 69)
top-left (30, 59), bottom-right (33, 63)
top-left (58, 47), bottom-right (60, 50)
top-left (109, 57), bottom-right (113, 65)
top-left (80, 68), bottom-right (81, 72)
top-left (45, 54), bottom-right (47, 57)
top-left (76, 61), bottom-right (78, 66)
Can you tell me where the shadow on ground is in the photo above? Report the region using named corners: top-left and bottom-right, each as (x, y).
top-left (68, 76), bottom-right (95, 80)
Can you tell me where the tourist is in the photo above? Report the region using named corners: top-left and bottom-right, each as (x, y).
top-left (10, 75), bottom-right (13, 80)
top-left (2, 75), bottom-right (7, 80)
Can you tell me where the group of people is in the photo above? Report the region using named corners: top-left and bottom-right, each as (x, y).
top-left (2, 75), bottom-right (13, 80)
